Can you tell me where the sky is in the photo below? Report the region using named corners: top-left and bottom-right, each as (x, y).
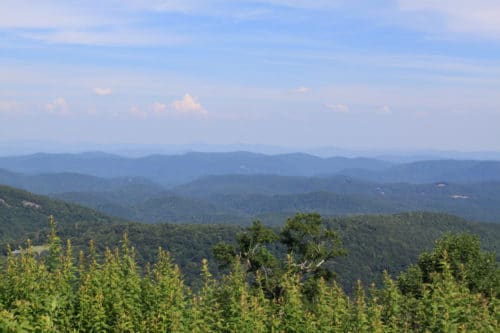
top-left (1, 0), bottom-right (500, 151)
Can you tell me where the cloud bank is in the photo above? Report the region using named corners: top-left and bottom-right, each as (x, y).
top-left (0, 101), bottom-right (18, 114)
top-left (45, 98), bottom-right (69, 116)
top-left (172, 94), bottom-right (208, 116)
top-left (325, 103), bottom-right (350, 113)
top-left (94, 88), bottom-right (113, 96)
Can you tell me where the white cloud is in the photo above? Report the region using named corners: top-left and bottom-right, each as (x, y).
top-left (292, 86), bottom-right (311, 94)
top-left (0, 1), bottom-right (185, 47)
top-left (94, 88), bottom-right (113, 96)
top-left (396, 0), bottom-right (500, 38)
top-left (172, 94), bottom-right (208, 116)
top-left (325, 103), bottom-right (350, 113)
top-left (130, 102), bottom-right (170, 117)
top-left (0, 1), bottom-right (114, 29)
top-left (151, 102), bottom-right (168, 114)
top-left (121, 0), bottom-right (341, 14)
top-left (120, 0), bottom-right (198, 12)
top-left (45, 97), bottom-right (69, 115)
top-left (0, 101), bottom-right (18, 114)
top-left (379, 105), bottom-right (392, 114)
top-left (261, 0), bottom-right (341, 9)
top-left (23, 30), bottom-right (185, 47)
top-left (130, 106), bottom-right (148, 117)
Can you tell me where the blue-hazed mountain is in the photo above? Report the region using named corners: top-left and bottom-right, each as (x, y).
top-left (172, 174), bottom-right (500, 223)
top-left (48, 173), bottom-right (500, 223)
top-left (2, 152), bottom-right (500, 186)
top-left (0, 169), bottom-right (246, 225)
top-left (3, 164), bottom-right (500, 224)
top-left (0, 152), bottom-right (393, 186)
top-left (0, 168), bottom-right (164, 195)
top-left (2, 152), bottom-right (500, 224)
top-left (173, 174), bottom-right (379, 197)
top-left (338, 160), bottom-right (500, 183)
top-left (173, 173), bottom-right (500, 198)
top-left (51, 191), bottom-right (247, 225)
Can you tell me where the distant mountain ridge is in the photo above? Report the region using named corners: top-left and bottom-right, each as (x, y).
top-left (0, 168), bottom-right (162, 194)
top-left (339, 160), bottom-right (500, 183)
top-left (172, 174), bottom-right (500, 223)
top-left (1, 152), bottom-right (500, 225)
top-left (0, 151), bottom-right (393, 186)
top-left (52, 175), bottom-right (500, 224)
top-left (2, 166), bottom-right (500, 224)
top-left (51, 191), bottom-right (247, 225)
top-left (1, 152), bottom-right (500, 186)
top-left (173, 174), bottom-right (379, 197)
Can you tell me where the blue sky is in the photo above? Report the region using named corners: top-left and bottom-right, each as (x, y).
top-left (1, 0), bottom-right (500, 151)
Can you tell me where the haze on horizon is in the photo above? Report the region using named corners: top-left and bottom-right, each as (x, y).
top-left (1, 1), bottom-right (500, 151)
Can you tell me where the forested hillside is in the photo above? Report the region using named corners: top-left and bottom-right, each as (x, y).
top-left (0, 217), bottom-right (498, 332)
top-left (0, 168), bottom-right (163, 195)
top-left (0, 185), bottom-right (124, 246)
top-left (54, 175), bottom-right (500, 223)
top-left (2, 187), bottom-right (498, 293)
top-left (2, 153), bottom-right (500, 223)
top-left (340, 159), bottom-right (500, 183)
top-left (53, 212), bottom-right (499, 291)
top-left (1, 184), bottom-right (499, 291)
top-left (51, 191), bottom-right (247, 225)
top-left (1, 184), bottom-right (499, 331)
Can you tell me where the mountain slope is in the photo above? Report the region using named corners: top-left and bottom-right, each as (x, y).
top-left (51, 191), bottom-right (248, 224)
top-left (173, 174), bottom-right (500, 223)
top-left (56, 212), bottom-right (500, 291)
top-left (1, 185), bottom-right (498, 291)
top-left (54, 179), bottom-right (500, 224)
top-left (0, 168), bottom-right (163, 195)
top-left (0, 185), bottom-right (124, 246)
top-left (0, 152), bottom-right (392, 186)
top-left (173, 174), bottom-right (374, 197)
top-left (340, 160), bottom-right (500, 183)
top-left (326, 212), bottom-right (500, 289)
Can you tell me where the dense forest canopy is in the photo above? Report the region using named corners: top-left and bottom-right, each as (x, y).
top-left (0, 216), bottom-right (498, 332)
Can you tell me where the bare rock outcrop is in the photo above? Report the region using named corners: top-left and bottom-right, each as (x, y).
top-left (0, 198), bottom-right (10, 208)
top-left (22, 200), bottom-right (41, 209)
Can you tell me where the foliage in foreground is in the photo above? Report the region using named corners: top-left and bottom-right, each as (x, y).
top-left (0, 216), bottom-right (498, 332)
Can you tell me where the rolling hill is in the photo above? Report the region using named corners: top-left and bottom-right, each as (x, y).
top-left (172, 174), bottom-right (500, 223)
top-left (1, 185), bottom-right (498, 291)
top-left (51, 191), bottom-right (247, 224)
top-left (3, 168), bottom-right (500, 224)
top-left (339, 159), bottom-right (500, 183)
top-left (0, 152), bottom-right (392, 186)
top-left (0, 185), bottom-right (125, 247)
top-left (0, 168), bottom-right (163, 195)
top-left (56, 211), bottom-right (500, 291)
top-left (2, 152), bottom-right (500, 187)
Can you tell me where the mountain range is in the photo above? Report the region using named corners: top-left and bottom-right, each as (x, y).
top-left (1, 152), bottom-right (500, 186)
top-left (2, 151), bottom-right (500, 223)
top-left (0, 151), bottom-right (392, 186)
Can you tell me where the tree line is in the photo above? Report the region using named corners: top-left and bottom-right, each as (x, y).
top-left (0, 214), bottom-right (498, 332)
